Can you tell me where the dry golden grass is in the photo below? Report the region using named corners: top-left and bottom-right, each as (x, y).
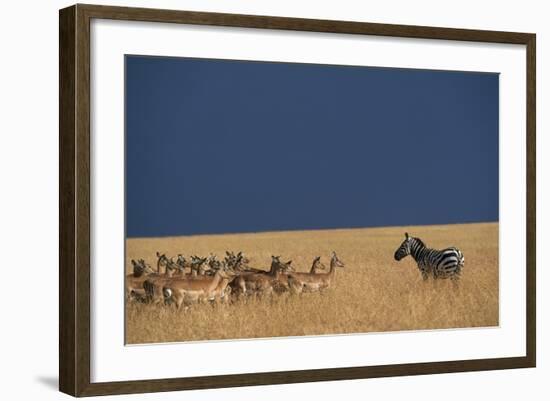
top-left (125, 222), bottom-right (498, 344)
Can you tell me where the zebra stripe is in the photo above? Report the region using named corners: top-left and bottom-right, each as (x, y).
top-left (394, 233), bottom-right (464, 281)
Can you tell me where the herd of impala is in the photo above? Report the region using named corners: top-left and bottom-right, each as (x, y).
top-left (126, 251), bottom-right (345, 309)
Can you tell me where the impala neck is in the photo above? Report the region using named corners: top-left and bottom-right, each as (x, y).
top-left (209, 272), bottom-right (224, 292)
top-left (328, 259), bottom-right (338, 276)
top-left (309, 261), bottom-right (317, 273)
top-left (268, 262), bottom-right (278, 276)
top-left (217, 277), bottom-right (230, 292)
top-left (157, 258), bottom-right (162, 274)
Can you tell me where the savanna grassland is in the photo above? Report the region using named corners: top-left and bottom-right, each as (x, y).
top-left (125, 222), bottom-right (498, 344)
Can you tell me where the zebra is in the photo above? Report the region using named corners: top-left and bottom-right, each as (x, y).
top-left (393, 232), bottom-right (465, 282)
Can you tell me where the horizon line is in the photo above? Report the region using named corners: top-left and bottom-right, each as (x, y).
top-left (126, 220), bottom-right (499, 240)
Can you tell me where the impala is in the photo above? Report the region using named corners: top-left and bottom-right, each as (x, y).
top-left (144, 253), bottom-right (188, 303)
top-left (229, 256), bottom-right (294, 298)
top-left (309, 256), bottom-right (327, 273)
top-left (125, 259), bottom-right (154, 300)
top-left (288, 252), bottom-right (344, 294)
top-left (175, 254), bottom-right (191, 273)
top-left (162, 264), bottom-right (236, 309)
top-left (189, 255), bottom-right (211, 276)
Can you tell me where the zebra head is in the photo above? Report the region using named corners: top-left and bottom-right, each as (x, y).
top-left (394, 232), bottom-right (413, 261)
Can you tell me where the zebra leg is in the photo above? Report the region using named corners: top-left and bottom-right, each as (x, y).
top-left (433, 271), bottom-right (443, 288)
top-left (418, 263), bottom-right (429, 281)
top-left (450, 274), bottom-right (460, 289)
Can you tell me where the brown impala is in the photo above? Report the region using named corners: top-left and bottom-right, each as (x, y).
top-left (288, 252), bottom-right (344, 294)
top-left (162, 263), bottom-right (236, 309)
top-left (143, 252), bottom-right (188, 304)
top-left (309, 256), bottom-right (327, 273)
top-left (125, 259), bottom-right (155, 300)
top-left (229, 256), bottom-right (294, 298)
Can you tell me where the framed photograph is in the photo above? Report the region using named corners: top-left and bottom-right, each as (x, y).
top-left (59, 4), bottom-right (536, 397)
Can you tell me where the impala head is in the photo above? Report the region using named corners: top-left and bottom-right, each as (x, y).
top-left (312, 256), bottom-right (326, 271)
top-left (207, 253), bottom-right (222, 270)
top-left (271, 255), bottom-right (281, 266)
top-left (157, 252), bottom-right (176, 272)
top-left (234, 251), bottom-right (250, 266)
top-left (223, 255), bottom-right (234, 269)
top-left (331, 252), bottom-right (345, 268)
top-left (271, 256), bottom-right (294, 273)
top-left (190, 255), bottom-right (208, 272)
top-left (235, 252), bottom-right (250, 270)
top-left (282, 259), bottom-right (294, 272)
top-left (240, 254), bottom-right (250, 265)
top-left (139, 259), bottom-right (154, 274)
top-left (225, 251), bottom-right (235, 261)
top-left (131, 259), bottom-right (145, 277)
top-left (394, 232), bottom-right (414, 261)
top-left (199, 264), bottom-right (212, 275)
top-left (169, 256), bottom-right (184, 273)
top-left (209, 259), bottom-right (235, 279)
top-left (176, 254), bottom-right (186, 266)
top-left (156, 252), bottom-right (168, 264)
top-left (219, 262), bottom-right (237, 278)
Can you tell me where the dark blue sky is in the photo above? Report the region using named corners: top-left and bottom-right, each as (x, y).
top-left (126, 55), bottom-right (498, 238)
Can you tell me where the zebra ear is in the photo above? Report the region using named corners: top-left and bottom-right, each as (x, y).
top-left (405, 232), bottom-right (409, 239)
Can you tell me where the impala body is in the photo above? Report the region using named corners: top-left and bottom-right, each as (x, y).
top-left (143, 253), bottom-right (189, 304)
top-left (162, 265), bottom-right (235, 309)
top-left (229, 256), bottom-right (294, 297)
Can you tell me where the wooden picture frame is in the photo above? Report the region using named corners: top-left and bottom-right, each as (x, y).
top-left (59, 3), bottom-right (536, 397)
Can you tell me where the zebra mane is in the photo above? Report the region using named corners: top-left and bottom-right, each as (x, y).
top-left (410, 236), bottom-right (427, 249)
